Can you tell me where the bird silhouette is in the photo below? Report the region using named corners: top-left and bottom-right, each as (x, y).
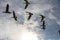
top-left (3, 4), bottom-right (11, 13)
top-left (40, 15), bottom-right (45, 22)
top-left (41, 20), bottom-right (46, 30)
top-left (26, 11), bottom-right (33, 20)
top-left (58, 30), bottom-right (60, 34)
top-left (24, 0), bottom-right (30, 9)
top-left (12, 11), bottom-right (17, 21)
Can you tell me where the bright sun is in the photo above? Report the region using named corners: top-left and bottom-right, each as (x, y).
top-left (20, 31), bottom-right (38, 40)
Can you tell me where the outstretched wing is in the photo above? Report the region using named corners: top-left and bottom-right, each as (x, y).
top-left (25, 4), bottom-right (28, 9)
top-left (28, 15), bottom-right (31, 20)
top-left (3, 11), bottom-right (11, 13)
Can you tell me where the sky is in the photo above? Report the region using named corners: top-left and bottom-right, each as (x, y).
top-left (0, 0), bottom-right (60, 40)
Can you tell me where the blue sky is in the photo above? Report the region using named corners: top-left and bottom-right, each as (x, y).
top-left (0, 0), bottom-right (60, 40)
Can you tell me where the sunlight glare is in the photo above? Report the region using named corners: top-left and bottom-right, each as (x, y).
top-left (20, 31), bottom-right (38, 40)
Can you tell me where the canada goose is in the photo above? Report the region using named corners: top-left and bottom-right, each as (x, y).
top-left (3, 4), bottom-right (11, 13)
top-left (26, 11), bottom-right (33, 20)
top-left (12, 11), bottom-right (17, 21)
top-left (40, 15), bottom-right (45, 22)
top-left (24, 0), bottom-right (30, 9)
